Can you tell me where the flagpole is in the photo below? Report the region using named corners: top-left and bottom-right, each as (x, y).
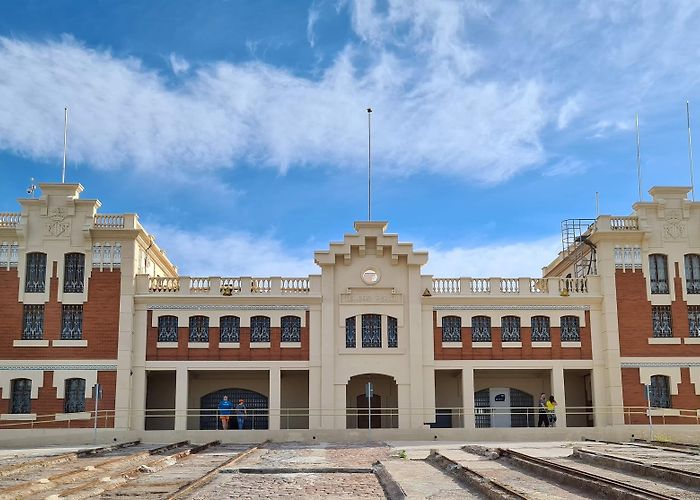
top-left (636, 113), bottom-right (642, 202)
top-left (367, 108), bottom-right (372, 221)
top-left (62, 107), bottom-right (68, 183)
top-left (688, 101), bottom-right (695, 201)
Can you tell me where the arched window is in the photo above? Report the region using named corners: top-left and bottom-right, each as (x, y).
top-left (649, 254), bottom-right (669, 294)
top-left (472, 316), bottom-right (491, 342)
top-left (250, 316), bottom-right (271, 343)
top-left (64, 253), bottom-right (85, 293)
top-left (501, 316), bottom-right (521, 342)
top-left (531, 316), bottom-right (550, 342)
top-left (650, 375), bottom-right (671, 408)
top-left (25, 252), bottom-right (46, 293)
top-left (361, 314), bottom-right (382, 348)
top-left (189, 316), bottom-right (209, 342)
top-left (685, 254), bottom-right (700, 294)
top-left (281, 316), bottom-right (301, 342)
top-left (64, 378), bottom-right (86, 413)
top-left (220, 316), bottom-right (240, 343)
top-left (441, 316), bottom-right (461, 342)
top-left (158, 315), bottom-right (178, 342)
top-left (560, 316), bottom-right (580, 341)
top-left (10, 378), bottom-right (31, 414)
top-left (345, 317), bottom-right (356, 348)
top-left (388, 316), bottom-right (398, 348)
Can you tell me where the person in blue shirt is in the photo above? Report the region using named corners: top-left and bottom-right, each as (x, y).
top-left (218, 395), bottom-right (233, 430)
top-left (234, 399), bottom-right (247, 430)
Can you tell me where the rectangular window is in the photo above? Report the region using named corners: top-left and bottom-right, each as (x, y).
top-left (560, 316), bottom-right (580, 341)
top-left (220, 316), bottom-right (240, 343)
top-left (189, 316), bottom-right (209, 342)
top-left (531, 316), bottom-right (550, 342)
top-left (61, 305), bottom-right (83, 340)
top-left (25, 253), bottom-right (46, 293)
top-left (388, 316), bottom-right (398, 348)
top-left (345, 317), bottom-right (356, 348)
top-left (250, 316), bottom-right (271, 343)
top-left (650, 375), bottom-right (671, 408)
top-left (22, 304), bottom-right (44, 340)
top-left (441, 316), bottom-right (462, 342)
top-left (64, 378), bottom-right (86, 413)
top-left (649, 254), bottom-right (669, 294)
top-left (158, 316), bottom-right (178, 342)
top-left (471, 316), bottom-right (491, 342)
top-left (281, 316), bottom-right (301, 342)
top-left (501, 316), bottom-right (521, 342)
top-left (652, 305), bottom-right (673, 338)
top-left (362, 314), bottom-right (382, 348)
top-left (10, 379), bottom-right (32, 414)
top-left (63, 253), bottom-right (85, 293)
top-left (685, 254), bottom-right (700, 294)
top-left (689, 306), bottom-right (700, 338)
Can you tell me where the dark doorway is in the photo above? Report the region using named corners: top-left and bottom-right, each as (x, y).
top-left (356, 394), bottom-right (382, 429)
top-left (199, 388), bottom-right (268, 430)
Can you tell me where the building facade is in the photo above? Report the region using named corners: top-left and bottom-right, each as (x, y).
top-left (1, 183), bottom-right (700, 433)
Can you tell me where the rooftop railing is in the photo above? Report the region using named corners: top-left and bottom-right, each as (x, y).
top-left (430, 276), bottom-right (595, 296)
top-left (144, 276), bottom-right (317, 296)
top-left (0, 212), bottom-right (20, 228)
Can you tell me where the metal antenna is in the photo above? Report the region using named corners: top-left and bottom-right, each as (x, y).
top-left (635, 113), bottom-right (642, 202)
top-left (595, 191), bottom-right (599, 217)
top-left (62, 107), bottom-right (68, 183)
top-left (367, 107), bottom-right (372, 221)
top-left (687, 101), bottom-right (695, 201)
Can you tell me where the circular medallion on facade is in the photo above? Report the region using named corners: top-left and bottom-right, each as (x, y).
top-left (361, 267), bottom-right (380, 285)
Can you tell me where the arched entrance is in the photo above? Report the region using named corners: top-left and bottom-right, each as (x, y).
top-left (199, 388), bottom-right (268, 430)
top-left (346, 374), bottom-right (398, 429)
top-left (474, 388), bottom-right (535, 428)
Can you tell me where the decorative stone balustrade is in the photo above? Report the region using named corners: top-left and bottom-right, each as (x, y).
top-left (141, 275), bottom-right (320, 296)
top-left (94, 214), bottom-right (125, 229)
top-left (431, 276), bottom-right (596, 296)
top-left (0, 213), bottom-right (20, 228)
top-left (609, 216), bottom-right (639, 231)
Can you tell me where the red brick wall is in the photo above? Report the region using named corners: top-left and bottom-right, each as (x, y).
top-left (146, 310), bottom-right (310, 361)
top-left (0, 268), bottom-right (22, 355)
top-left (615, 268), bottom-right (700, 356)
top-left (433, 311), bottom-right (592, 360)
top-left (622, 367), bottom-right (700, 424)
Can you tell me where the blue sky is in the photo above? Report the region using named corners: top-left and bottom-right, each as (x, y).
top-left (1, 0), bottom-right (699, 277)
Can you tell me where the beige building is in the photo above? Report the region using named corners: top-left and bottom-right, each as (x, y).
top-left (1, 182), bottom-right (700, 439)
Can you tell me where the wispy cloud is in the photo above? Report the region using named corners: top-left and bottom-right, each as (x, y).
top-left (168, 52), bottom-right (190, 75)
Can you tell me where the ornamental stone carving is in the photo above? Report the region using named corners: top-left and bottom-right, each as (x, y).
top-left (46, 208), bottom-right (71, 237)
top-left (663, 209), bottom-right (687, 240)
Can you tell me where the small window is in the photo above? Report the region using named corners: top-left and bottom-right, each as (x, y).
top-left (250, 316), bottom-right (271, 343)
top-left (685, 254), bottom-right (700, 294)
top-left (388, 316), bottom-right (398, 348)
top-left (441, 316), bottom-right (461, 342)
top-left (61, 305), bottom-right (83, 340)
top-left (531, 316), bottom-right (550, 342)
top-left (22, 304), bottom-right (44, 340)
top-left (25, 252), bottom-right (46, 293)
top-left (220, 316), bottom-right (240, 343)
top-left (345, 317), bottom-right (356, 348)
top-left (652, 305), bottom-right (673, 338)
top-left (10, 378), bottom-right (32, 414)
top-left (501, 316), bottom-right (521, 342)
top-left (189, 316), bottom-right (209, 342)
top-left (281, 316), bottom-right (301, 342)
top-left (362, 314), bottom-right (382, 348)
top-left (560, 316), bottom-right (580, 341)
top-left (158, 315), bottom-right (178, 342)
top-left (472, 316), bottom-right (491, 342)
top-left (63, 253), bottom-right (85, 293)
top-left (649, 375), bottom-right (671, 408)
top-left (689, 306), bottom-right (700, 338)
top-left (649, 254), bottom-right (669, 294)
top-left (64, 378), bottom-right (86, 413)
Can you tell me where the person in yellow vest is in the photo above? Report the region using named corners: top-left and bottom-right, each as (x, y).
top-left (546, 395), bottom-right (557, 427)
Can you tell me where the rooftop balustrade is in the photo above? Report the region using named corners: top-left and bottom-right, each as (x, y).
top-left (430, 275), bottom-right (597, 297)
top-left (139, 275), bottom-right (319, 296)
top-left (0, 213), bottom-right (20, 228)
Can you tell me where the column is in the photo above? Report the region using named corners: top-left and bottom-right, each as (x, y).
top-left (269, 367), bottom-right (281, 430)
top-left (308, 366), bottom-right (322, 429)
top-left (462, 368), bottom-right (475, 429)
top-left (551, 366), bottom-right (567, 428)
top-left (397, 384), bottom-right (411, 429)
top-left (174, 367), bottom-right (188, 431)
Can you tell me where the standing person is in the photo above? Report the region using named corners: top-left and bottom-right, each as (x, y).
top-left (537, 393), bottom-right (549, 427)
top-left (218, 395), bottom-right (233, 430)
top-left (546, 395), bottom-right (558, 427)
top-left (234, 398), bottom-right (247, 430)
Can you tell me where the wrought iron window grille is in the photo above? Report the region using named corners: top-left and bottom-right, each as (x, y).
top-left (61, 305), bottom-right (83, 340)
top-left (25, 253), bottom-right (46, 293)
top-left (441, 316), bottom-right (462, 342)
top-left (650, 375), bottom-right (671, 408)
top-left (649, 254), bottom-right (669, 294)
top-left (158, 316), bottom-right (178, 342)
top-left (63, 253), bottom-right (85, 293)
top-left (685, 254), bottom-right (700, 294)
top-left (689, 306), bottom-right (700, 338)
top-left (531, 316), bottom-right (551, 342)
top-left (10, 379), bottom-right (31, 414)
top-left (388, 316), bottom-right (398, 348)
top-left (64, 378), bottom-right (86, 413)
top-left (22, 304), bottom-right (44, 340)
top-left (345, 317), bottom-right (356, 348)
top-left (362, 314), bottom-right (382, 348)
top-left (281, 316), bottom-right (301, 343)
top-left (652, 306), bottom-right (673, 338)
top-left (471, 316), bottom-right (491, 342)
top-left (250, 316), bottom-right (271, 342)
top-left (501, 316), bottom-right (521, 342)
top-left (560, 316), bottom-right (581, 341)
top-left (220, 316), bottom-right (240, 343)
top-left (189, 315), bottom-right (209, 342)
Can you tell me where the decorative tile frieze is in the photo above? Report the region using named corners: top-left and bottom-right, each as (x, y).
top-left (0, 364), bottom-right (117, 371)
top-left (433, 305), bottom-right (590, 311)
top-left (148, 304), bottom-right (309, 311)
top-left (621, 361), bottom-right (700, 368)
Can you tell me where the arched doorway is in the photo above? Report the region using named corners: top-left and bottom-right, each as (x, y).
top-left (199, 388), bottom-right (268, 430)
top-left (346, 374), bottom-right (398, 429)
top-left (474, 388), bottom-right (535, 428)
